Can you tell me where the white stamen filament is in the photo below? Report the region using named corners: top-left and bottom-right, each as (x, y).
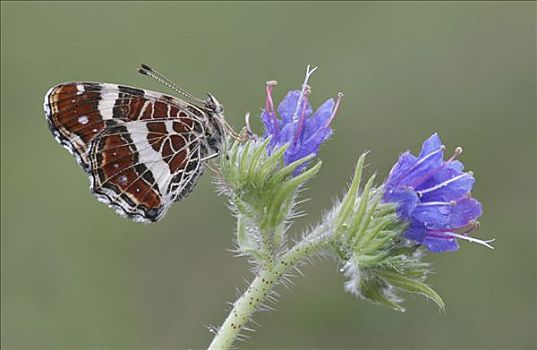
top-left (292, 65), bottom-right (317, 123)
top-left (415, 146), bottom-right (445, 169)
top-left (442, 232), bottom-right (495, 249)
top-left (418, 172), bottom-right (472, 196)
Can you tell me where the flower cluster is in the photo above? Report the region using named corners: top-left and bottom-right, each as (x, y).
top-left (212, 67), bottom-right (494, 349)
top-left (383, 134), bottom-right (492, 252)
top-left (261, 66), bottom-right (342, 173)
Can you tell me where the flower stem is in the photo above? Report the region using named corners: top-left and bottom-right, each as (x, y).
top-left (208, 270), bottom-right (274, 350)
top-left (208, 231), bottom-right (330, 350)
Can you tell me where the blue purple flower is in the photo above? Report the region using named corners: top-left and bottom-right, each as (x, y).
top-left (261, 66), bottom-right (342, 172)
top-left (383, 134), bottom-right (493, 252)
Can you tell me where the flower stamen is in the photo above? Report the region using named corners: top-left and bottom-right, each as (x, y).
top-left (409, 146), bottom-right (463, 188)
top-left (265, 80), bottom-right (277, 116)
top-left (440, 232), bottom-right (495, 249)
top-left (448, 147), bottom-right (463, 162)
top-left (292, 65), bottom-right (317, 123)
top-left (417, 171), bottom-right (473, 196)
top-left (325, 92), bottom-right (344, 128)
top-left (293, 87), bottom-right (311, 145)
top-left (429, 220), bottom-right (479, 234)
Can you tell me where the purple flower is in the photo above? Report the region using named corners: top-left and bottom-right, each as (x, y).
top-left (383, 134), bottom-right (493, 253)
top-left (261, 66), bottom-right (342, 172)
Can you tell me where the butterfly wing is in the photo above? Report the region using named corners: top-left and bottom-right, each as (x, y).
top-left (44, 82), bottom-right (207, 171)
top-left (88, 118), bottom-right (206, 222)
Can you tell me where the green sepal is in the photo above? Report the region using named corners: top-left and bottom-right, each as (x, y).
top-left (329, 153), bottom-right (445, 312)
top-left (377, 270), bottom-right (445, 311)
top-left (219, 139), bottom-right (322, 264)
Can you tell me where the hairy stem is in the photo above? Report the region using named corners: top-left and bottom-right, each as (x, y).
top-left (208, 230), bottom-right (331, 350)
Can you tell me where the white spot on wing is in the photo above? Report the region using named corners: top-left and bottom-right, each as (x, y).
top-left (78, 115), bottom-right (89, 124)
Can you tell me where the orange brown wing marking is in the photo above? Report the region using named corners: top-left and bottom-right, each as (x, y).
top-left (173, 116), bottom-right (196, 132)
top-left (112, 86), bottom-right (155, 120)
top-left (146, 121), bottom-right (167, 152)
top-left (152, 101), bottom-right (169, 118)
top-left (45, 83), bottom-right (108, 168)
top-left (167, 132), bottom-right (188, 172)
top-left (139, 102), bottom-right (154, 120)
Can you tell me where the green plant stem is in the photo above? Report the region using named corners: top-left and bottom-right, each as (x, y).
top-left (208, 231), bottom-right (331, 350)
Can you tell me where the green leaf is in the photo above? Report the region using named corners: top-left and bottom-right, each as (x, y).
top-left (270, 161), bottom-right (322, 218)
top-left (378, 270), bottom-right (445, 311)
top-left (335, 154), bottom-right (366, 230)
top-left (239, 141), bottom-right (252, 178)
top-left (258, 144), bottom-right (288, 179)
top-left (347, 174), bottom-right (376, 240)
top-left (359, 276), bottom-right (406, 312)
top-left (270, 153), bottom-right (315, 186)
top-left (248, 138), bottom-right (271, 178)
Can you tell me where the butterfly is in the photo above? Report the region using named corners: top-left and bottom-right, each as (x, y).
top-left (44, 64), bottom-right (234, 223)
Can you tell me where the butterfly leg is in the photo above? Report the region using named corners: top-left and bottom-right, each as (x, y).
top-left (200, 152), bottom-right (219, 162)
top-left (204, 160), bottom-right (223, 179)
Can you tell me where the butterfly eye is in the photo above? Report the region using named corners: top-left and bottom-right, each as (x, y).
top-left (206, 101), bottom-right (216, 111)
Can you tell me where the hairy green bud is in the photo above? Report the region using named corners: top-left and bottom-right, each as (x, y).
top-left (218, 139), bottom-right (321, 263)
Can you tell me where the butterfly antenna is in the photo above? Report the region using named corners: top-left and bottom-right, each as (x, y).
top-left (138, 64), bottom-right (205, 104)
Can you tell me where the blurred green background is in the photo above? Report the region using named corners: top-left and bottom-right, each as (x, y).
top-left (1, 2), bottom-right (535, 349)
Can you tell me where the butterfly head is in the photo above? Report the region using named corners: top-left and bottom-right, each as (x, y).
top-left (204, 93), bottom-right (224, 115)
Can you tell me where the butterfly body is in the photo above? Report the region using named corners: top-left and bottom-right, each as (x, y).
top-left (44, 81), bottom-right (226, 222)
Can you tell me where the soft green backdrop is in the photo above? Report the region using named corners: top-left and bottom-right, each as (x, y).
top-left (1, 2), bottom-right (535, 349)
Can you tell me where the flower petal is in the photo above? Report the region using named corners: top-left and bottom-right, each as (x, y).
top-left (278, 90), bottom-right (312, 123)
top-left (385, 152), bottom-right (417, 189)
top-left (447, 197), bottom-right (482, 228)
top-left (261, 111), bottom-right (280, 138)
top-left (447, 160), bottom-right (464, 172)
top-left (401, 149), bottom-right (444, 188)
top-left (384, 188), bottom-right (418, 218)
top-left (418, 133), bottom-right (442, 158)
top-left (413, 201), bottom-right (451, 226)
top-left (309, 98), bottom-right (335, 129)
top-left (301, 128), bottom-right (332, 154)
top-left (423, 236), bottom-right (460, 252)
top-left (283, 129), bottom-right (328, 164)
top-left (404, 222), bottom-right (427, 243)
